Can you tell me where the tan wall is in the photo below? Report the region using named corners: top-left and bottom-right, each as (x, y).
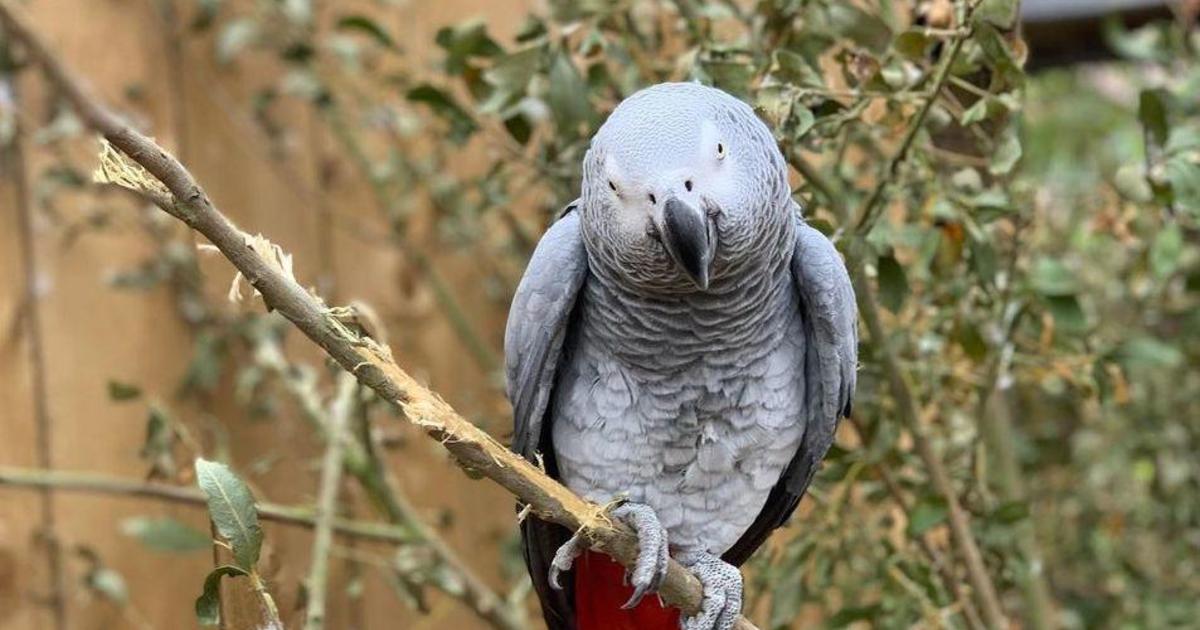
top-left (1, 1), bottom-right (537, 628)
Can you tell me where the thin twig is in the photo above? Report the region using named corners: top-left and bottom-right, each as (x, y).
top-left (303, 374), bottom-right (357, 630)
top-left (853, 0), bottom-right (981, 235)
top-left (0, 52), bottom-right (66, 630)
top-left (782, 1), bottom-right (1007, 624)
top-left (846, 418), bottom-right (987, 630)
top-left (0, 4), bottom-right (757, 627)
top-left (0, 467), bottom-right (421, 546)
top-left (252, 334), bottom-right (524, 630)
top-left (848, 256), bottom-right (1008, 628)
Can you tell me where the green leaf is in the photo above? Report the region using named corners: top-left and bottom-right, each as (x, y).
top-left (955, 322), bottom-right (988, 362)
top-left (195, 458), bottom-right (263, 571)
top-left (406, 84), bottom-right (479, 145)
top-left (990, 126), bottom-right (1022, 175)
top-left (976, 0), bottom-right (1019, 29)
top-left (435, 19), bottom-right (502, 75)
top-left (546, 52), bottom-right (591, 136)
top-left (1118, 337), bottom-right (1183, 369)
top-left (826, 3), bottom-right (892, 53)
top-left (1150, 224), bottom-right (1183, 278)
top-left (772, 50), bottom-right (824, 87)
top-left (336, 15), bottom-right (397, 50)
top-left (961, 97), bottom-right (994, 126)
top-left (1044, 295), bottom-right (1087, 333)
top-left (894, 29), bottom-right (933, 59)
top-left (829, 604), bottom-right (883, 627)
top-left (484, 46), bottom-right (542, 90)
top-left (514, 15), bottom-right (547, 43)
top-left (479, 45), bottom-right (544, 113)
top-left (993, 500), bottom-right (1030, 524)
top-left (195, 565), bottom-right (249, 626)
top-left (1138, 88), bottom-right (1170, 146)
top-left (502, 114), bottom-right (532, 145)
top-left (1104, 17), bottom-right (1168, 62)
top-left (106, 380), bottom-right (142, 402)
top-left (1029, 259), bottom-right (1077, 296)
top-left (1164, 156), bottom-right (1200, 214)
top-left (908, 498), bottom-right (948, 536)
top-left (121, 517), bottom-right (211, 553)
top-left (877, 254), bottom-right (910, 313)
top-left (1113, 164), bottom-right (1153, 202)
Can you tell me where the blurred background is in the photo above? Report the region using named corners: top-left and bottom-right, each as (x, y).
top-left (0, 0), bottom-right (1197, 629)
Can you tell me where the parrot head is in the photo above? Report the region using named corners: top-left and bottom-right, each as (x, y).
top-left (580, 82), bottom-right (790, 293)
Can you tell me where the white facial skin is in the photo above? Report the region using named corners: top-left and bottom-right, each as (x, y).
top-left (579, 83), bottom-right (790, 293)
top-left (601, 119), bottom-right (735, 239)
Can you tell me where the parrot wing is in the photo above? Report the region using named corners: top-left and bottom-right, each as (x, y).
top-left (722, 211), bottom-right (858, 566)
top-left (504, 202), bottom-right (589, 629)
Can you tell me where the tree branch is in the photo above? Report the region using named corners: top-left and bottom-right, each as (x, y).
top-left (0, 467), bottom-right (419, 546)
top-left (848, 257), bottom-right (1008, 629)
top-left (1, 49), bottom-right (67, 630)
top-left (852, 0), bottom-right (980, 236)
top-left (0, 3), bottom-right (757, 627)
top-left (303, 374), bottom-right (356, 630)
top-left (252, 328), bottom-right (525, 630)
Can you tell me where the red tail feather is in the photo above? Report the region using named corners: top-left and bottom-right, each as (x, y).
top-left (574, 550), bottom-right (681, 630)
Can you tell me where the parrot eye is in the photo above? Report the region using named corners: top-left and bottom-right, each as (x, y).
top-left (685, 180), bottom-right (693, 192)
top-left (648, 193), bottom-right (657, 205)
top-left (716, 142), bottom-right (725, 159)
top-left (608, 180), bottom-right (618, 192)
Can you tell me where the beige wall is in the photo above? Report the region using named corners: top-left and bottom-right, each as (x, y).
top-left (1, 1), bottom-right (536, 628)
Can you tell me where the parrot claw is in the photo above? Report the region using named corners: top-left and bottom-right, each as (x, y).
top-left (612, 502), bottom-right (671, 609)
top-left (678, 551), bottom-right (743, 630)
top-left (545, 502), bottom-right (669, 604)
top-left (548, 530), bottom-right (585, 591)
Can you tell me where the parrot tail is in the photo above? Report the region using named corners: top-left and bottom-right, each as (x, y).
top-left (574, 550), bottom-right (682, 630)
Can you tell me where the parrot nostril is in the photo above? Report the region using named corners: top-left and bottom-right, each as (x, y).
top-left (685, 179), bottom-right (693, 192)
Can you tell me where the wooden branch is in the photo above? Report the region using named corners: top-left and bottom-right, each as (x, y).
top-left (0, 3), bottom-right (757, 627)
top-left (2, 46), bottom-right (67, 630)
top-left (303, 374), bottom-right (356, 630)
top-left (0, 467), bottom-right (420, 546)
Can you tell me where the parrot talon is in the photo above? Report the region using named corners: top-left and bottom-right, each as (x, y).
top-left (547, 530), bottom-right (585, 591)
top-left (678, 551), bottom-right (743, 630)
top-left (611, 502), bottom-right (671, 609)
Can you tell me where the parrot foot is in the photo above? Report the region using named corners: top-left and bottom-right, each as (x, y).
top-left (547, 529), bottom-right (584, 590)
top-left (610, 502), bottom-right (671, 609)
top-left (677, 551), bottom-right (743, 630)
top-left (544, 501), bottom-right (669, 606)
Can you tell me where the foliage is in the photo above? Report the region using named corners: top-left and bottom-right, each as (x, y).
top-left (7, 0), bottom-right (1200, 628)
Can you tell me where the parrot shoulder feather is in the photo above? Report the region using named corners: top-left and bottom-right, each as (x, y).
top-left (505, 202), bottom-right (589, 459)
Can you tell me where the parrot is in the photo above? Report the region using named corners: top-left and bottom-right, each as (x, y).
top-left (504, 82), bottom-right (858, 630)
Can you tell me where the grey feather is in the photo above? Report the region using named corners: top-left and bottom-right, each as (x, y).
top-left (505, 203), bottom-right (588, 459)
top-left (722, 210), bottom-right (857, 565)
top-left (504, 203), bottom-right (588, 630)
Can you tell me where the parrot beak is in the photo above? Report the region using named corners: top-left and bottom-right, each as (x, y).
top-left (660, 196), bottom-right (715, 290)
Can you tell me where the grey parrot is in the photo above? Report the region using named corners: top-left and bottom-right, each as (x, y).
top-left (505, 82), bottom-right (857, 630)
